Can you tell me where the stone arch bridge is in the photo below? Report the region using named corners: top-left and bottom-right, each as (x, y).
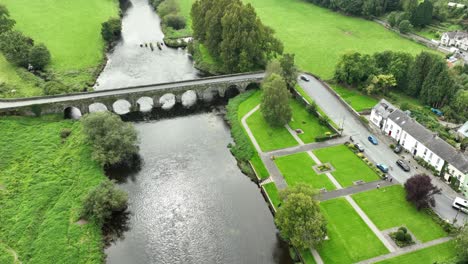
top-left (0, 72), bottom-right (264, 117)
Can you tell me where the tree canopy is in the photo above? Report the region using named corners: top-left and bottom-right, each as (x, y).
top-left (0, 4), bottom-right (15, 34)
top-left (261, 73), bottom-right (292, 127)
top-left (404, 174), bottom-right (441, 210)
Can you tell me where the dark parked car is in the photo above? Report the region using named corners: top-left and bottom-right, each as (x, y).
top-left (396, 159), bottom-right (410, 172)
top-left (368, 135), bottom-right (378, 145)
top-left (354, 143), bottom-right (364, 152)
top-left (300, 75), bottom-right (310, 81)
top-left (376, 164), bottom-right (389, 173)
top-left (394, 145), bottom-right (402, 154)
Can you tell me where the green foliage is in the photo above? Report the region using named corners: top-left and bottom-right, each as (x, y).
top-left (455, 225), bottom-right (468, 262)
top-left (408, 51), bottom-right (439, 97)
top-left (261, 74), bottom-right (292, 127)
top-left (0, 30), bottom-right (33, 67)
top-left (275, 185), bottom-right (327, 249)
top-left (101, 17), bottom-right (122, 45)
top-left (388, 12), bottom-right (397, 27)
top-left (420, 60), bottom-right (456, 108)
top-left (396, 230), bottom-right (406, 241)
top-left (158, 0), bottom-right (179, 18)
top-left (43, 80), bottom-right (68, 95)
top-left (335, 52), bottom-right (376, 86)
top-left (399, 20), bottom-right (413, 34)
top-left (410, 0), bottom-right (433, 27)
top-left (164, 13), bottom-right (186, 30)
top-left (29, 43), bottom-right (51, 70)
top-left (0, 4), bottom-right (15, 34)
top-left (80, 179), bottom-right (128, 224)
top-left (398, 226), bottom-right (407, 234)
top-left (151, 0), bottom-right (164, 8)
top-left (280, 53), bottom-right (298, 89)
top-left (60, 128), bottom-right (72, 139)
top-left (82, 112), bottom-right (139, 167)
top-left (405, 174), bottom-right (441, 210)
top-left (366, 74), bottom-right (397, 95)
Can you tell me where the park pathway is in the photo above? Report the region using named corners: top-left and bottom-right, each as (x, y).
top-left (266, 137), bottom-right (347, 157)
top-left (319, 180), bottom-right (395, 201)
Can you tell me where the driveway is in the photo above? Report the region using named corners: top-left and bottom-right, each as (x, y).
top-left (298, 74), bottom-right (468, 225)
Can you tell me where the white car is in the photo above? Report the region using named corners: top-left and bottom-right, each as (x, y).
top-left (300, 75), bottom-right (310, 82)
top-left (452, 197), bottom-right (468, 214)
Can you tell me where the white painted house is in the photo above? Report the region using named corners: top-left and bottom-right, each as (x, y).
top-left (371, 100), bottom-right (468, 197)
top-left (441, 31), bottom-right (468, 51)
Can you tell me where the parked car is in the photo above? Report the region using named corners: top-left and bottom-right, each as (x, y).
top-left (300, 75), bottom-right (310, 82)
top-left (376, 164), bottom-right (389, 173)
top-left (377, 163), bottom-right (388, 173)
top-left (354, 143), bottom-right (364, 152)
top-left (393, 145), bottom-right (402, 154)
top-left (396, 159), bottom-right (410, 172)
top-left (452, 197), bottom-right (468, 214)
top-left (368, 135), bottom-right (378, 145)
top-left (431, 108), bottom-right (443, 117)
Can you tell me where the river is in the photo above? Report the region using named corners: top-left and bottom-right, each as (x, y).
top-left (100, 0), bottom-right (292, 263)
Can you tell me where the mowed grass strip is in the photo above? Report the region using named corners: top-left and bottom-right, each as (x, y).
top-left (275, 152), bottom-right (336, 191)
top-left (331, 84), bottom-right (379, 112)
top-left (289, 100), bottom-right (332, 143)
top-left (352, 185), bottom-right (447, 242)
top-left (376, 240), bottom-right (457, 264)
top-left (318, 198), bottom-right (388, 263)
top-left (263, 182), bottom-right (281, 210)
top-left (245, 0), bottom-right (430, 79)
top-left (313, 145), bottom-right (380, 187)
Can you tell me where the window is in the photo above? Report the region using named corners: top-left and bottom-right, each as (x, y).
top-left (429, 153), bottom-right (433, 159)
top-left (423, 149), bottom-right (427, 157)
top-left (403, 133), bottom-right (407, 139)
top-left (415, 142), bottom-right (418, 148)
top-left (436, 158), bottom-right (440, 165)
top-left (390, 124), bottom-right (393, 130)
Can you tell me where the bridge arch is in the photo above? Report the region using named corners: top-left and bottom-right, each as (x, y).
top-left (136, 97), bottom-right (154, 112)
top-left (246, 82), bottom-right (260, 90)
top-left (64, 106), bottom-right (82, 119)
top-left (224, 85), bottom-right (240, 99)
top-left (181, 90), bottom-right (197, 108)
top-left (159, 93), bottom-right (176, 110)
top-left (113, 99), bottom-right (132, 115)
top-left (201, 88), bottom-right (220, 102)
top-left (89, 103), bottom-right (108, 113)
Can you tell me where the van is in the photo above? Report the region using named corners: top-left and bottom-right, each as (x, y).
top-left (452, 197), bottom-right (468, 214)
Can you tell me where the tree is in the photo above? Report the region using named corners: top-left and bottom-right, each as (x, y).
top-left (399, 20), bottom-right (413, 34)
top-left (410, 0), bottom-right (433, 27)
top-left (163, 14), bottom-right (186, 30)
top-left (365, 74), bottom-right (397, 95)
top-left (280, 53), bottom-right (298, 89)
top-left (0, 4), bottom-right (15, 34)
top-left (265, 59), bottom-right (282, 80)
top-left (420, 60), bottom-right (456, 108)
top-left (29, 44), bottom-right (51, 70)
top-left (408, 51), bottom-right (438, 96)
top-left (158, 0), bottom-right (179, 17)
top-left (335, 52), bottom-right (376, 86)
top-left (455, 225), bottom-right (468, 262)
top-left (404, 174), bottom-right (441, 210)
top-left (0, 30), bottom-right (34, 67)
top-left (82, 112), bottom-right (139, 167)
top-left (80, 179), bottom-right (128, 224)
top-left (261, 74), bottom-right (292, 127)
top-left (101, 17), bottom-right (122, 45)
top-left (388, 12), bottom-right (397, 27)
top-left (402, 0), bottom-right (418, 13)
top-left (275, 184), bottom-right (327, 249)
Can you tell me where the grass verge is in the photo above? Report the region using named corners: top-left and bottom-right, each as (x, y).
top-left (289, 99), bottom-right (332, 143)
top-left (263, 182), bottom-right (281, 210)
top-left (376, 240), bottom-right (457, 264)
top-left (330, 84), bottom-right (379, 112)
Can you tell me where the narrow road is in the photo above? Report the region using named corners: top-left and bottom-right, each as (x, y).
top-left (298, 75), bottom-right (468, 225)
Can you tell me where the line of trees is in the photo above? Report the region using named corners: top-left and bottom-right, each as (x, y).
top-left (334, 50), bottom-right (468, 122)
top-left (191, 0), bottom-right (283, 73)
top-left (304, 0), bottom-right (400, 17)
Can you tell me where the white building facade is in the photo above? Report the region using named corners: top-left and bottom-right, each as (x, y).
top-left (441, 31), bottom-right (468, 51)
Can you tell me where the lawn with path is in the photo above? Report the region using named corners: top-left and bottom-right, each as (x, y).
top-left (245, 0), bottom-right (431, 79)
top-left (376, 240), bottom-right (457, 264)
top-left (317, 198), bottom-right (389, 263)
top-left (275, 152), bottom-right (336, 191)
top-left (352, 185), bottom-right (447, 242)
top-left (0, 116), bottom-right (106, 263)
top-left (313, 145), bottom-right (380, 188)
top-left (289, 99), bottom-right (332, 143)
top-left (2, 0), bottom-right (119, 90)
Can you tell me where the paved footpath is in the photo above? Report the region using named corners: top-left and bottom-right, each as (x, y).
top-left (356, 237), bottom-right (453, 264)
top-left (266, 137), bottom-right (347, 157)
top-left (319, 180), bottom-right (396, 201)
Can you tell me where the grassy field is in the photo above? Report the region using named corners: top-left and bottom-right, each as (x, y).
top-left (313, 145), bottom-right (380, 187)
top-left (0, 116), bottom-right (106, 263)
top-left (263, 182), bottom-right (281, 209)
top-left (352, 185), bottom-right (447, 242)
top-left (300, 249), bottom-right (317, 264)
top-left (245, 0), bottom-right (430, 79)
top-left (318, 198), bottom-right (389, 263)
top-left (331, 84), bottom-right (379, 112)
top-left (376, 240), bottom-right (457, 264)
top-left (0, 55), bottom-right (43, 98)
top-left (2, 0), bottom-right (119, 91)
top-left (289, 100), bottom-right (332, 143)
top-left (275, 152), bottom-right (336, 191)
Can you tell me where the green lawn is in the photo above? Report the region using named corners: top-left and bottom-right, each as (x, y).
top-left (245, 0), bottom-right (431, 79)
top-left (318, 198), bottom-right (389, 263)
top-left (289, 100), bottom-right (332, 143)
top-left (300, 249), bottom-right (317, 264)
top-left (263, 182), bottom-right (281, 210)
top-left (0, 116), bottom-right (106, 263)
top-left (0, 54), bottom-right (43, 98)
top-left (313, 145), bottom-right (380, 187)
top-left (275, 152), bottom-right (336, 191)
top-left (352, 185), bottom-right (447, 242)
top-left (331, 84), bottom-right (379, 112)
top-left (377, 240), bottom-right (457, 264)
top-left (2, 0), bottom-right (119, 90)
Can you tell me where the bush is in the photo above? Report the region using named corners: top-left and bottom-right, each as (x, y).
top-left (60, 128), bottom-right (72, 139)
top-left (101, 17), bottom-right (122, 45)
top-left (151, 0), bottom-right (164, 8)
top-left (29, 43), bottom-right (51, 70)
top-left (398, 226), bottom-right (407, 234)
top-left (306, 102), bottom-right (318, 115)
top-left (389, 144), bottom-right (395, 149)
top-left (399, 20), bottom-right (413, 34)
top-left (163, 14), bottom-right (186, 30)
top-left (404, 233), bottom-right (412, 242)
top-left (80, 179), bottom-right (128, 224)
top-left (395, 230), bottom-right (406, 241)
top-left (157, 0), bottom-right (179, 18)
top-left (0, 30), bottom-right (33, 67)
top-left (43, 81), bottom-right (68, 95)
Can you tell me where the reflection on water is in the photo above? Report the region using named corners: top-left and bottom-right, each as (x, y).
top-left (105, 113), bottom-right (292, 264)
top-left (95, 0), bottom-right (199, 90)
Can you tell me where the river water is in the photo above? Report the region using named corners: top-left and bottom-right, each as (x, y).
top-left (100, 0), bottom-right (292, 263)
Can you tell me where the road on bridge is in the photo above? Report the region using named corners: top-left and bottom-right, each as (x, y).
top-left (299, 74), bottom-right (468, 225)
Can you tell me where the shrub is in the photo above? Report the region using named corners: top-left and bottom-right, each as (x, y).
top-left (0, 30), bottom-right (33, 67)
top-left (399, 20), bottom-right (413, 34)
top-left (158, 0), bottom-right (179, 18)
top-left (404, 233), bottom-right (412, 242)
top-left (398, 226), bottom-right (407, 234)
top-left (151, 0), bottom-right (164, 8)
top-left (395, 230), bottom-right (406, 241)
top-left (101, 17), bottom-right (122, 45)
top-left (389, 144), bottom-right (395, 149)
top-left (357, 153), bottom-right (364, 158)
top-left (306, 102), bottom-right (318, 115)
top-left (29, 43), bottom-right (51, 70)
top-left (60, 128), bottom-right (72, 139)
top-left (359, 115), bottom-right (369, 124)
top-left (43, 81), bottom-right (68, 95)
top-left (164, 14), bottom-right (186, 30)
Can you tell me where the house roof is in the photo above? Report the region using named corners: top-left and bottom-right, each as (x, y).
top-left (388, 109), bottom-right (468, 173)
top-left (458, 121), bottom-right (468, 137)
top-left (443, 31), bottom-right (468, 40)
top-left (372, 99), bottom-right (396, 119)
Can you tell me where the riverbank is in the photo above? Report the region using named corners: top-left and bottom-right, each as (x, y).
top-left (0, 116), bottom-right (106, 263)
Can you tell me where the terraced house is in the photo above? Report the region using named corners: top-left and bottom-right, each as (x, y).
top-left (371, 100), bottom-right (468, 197)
